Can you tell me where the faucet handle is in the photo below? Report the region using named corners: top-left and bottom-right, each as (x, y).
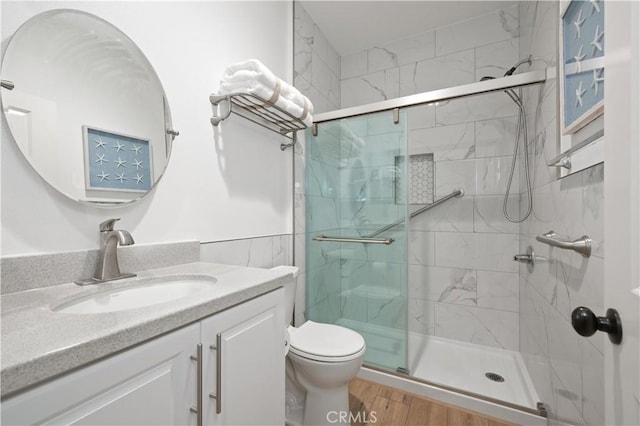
top-left (99, 218), bottom-right (121, 232)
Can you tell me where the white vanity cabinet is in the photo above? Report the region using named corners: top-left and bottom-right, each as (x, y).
top-left (1, 323), bottom-right (200, 425)
top-left (1, 288), bottom-right (285, 426)
top-left (201, 289), bottom-right (285, 425)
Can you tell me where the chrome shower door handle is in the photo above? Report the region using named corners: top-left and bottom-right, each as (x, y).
top-left (190, 344), bottom-right (203, 426)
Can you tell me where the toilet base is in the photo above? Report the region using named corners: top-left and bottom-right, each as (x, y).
top-left (285, 358), bottom-right (306, 426)
top-left (303, 386), bottom-right (351, 425)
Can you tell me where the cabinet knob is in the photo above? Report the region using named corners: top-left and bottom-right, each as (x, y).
top-left (571, 306), bottom-right (623, 344)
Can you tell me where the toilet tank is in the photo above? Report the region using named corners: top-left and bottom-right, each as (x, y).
top-left (270, 265), bottom-right (299, 326)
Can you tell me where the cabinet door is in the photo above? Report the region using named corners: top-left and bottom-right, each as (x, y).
top-left (1, 323), bottom-right (200, 426)
top-left (201, 289), bottom-right (285, 426)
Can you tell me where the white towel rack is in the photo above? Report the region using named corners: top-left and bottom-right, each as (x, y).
top-left (209, 92), bottom-right (307, 151)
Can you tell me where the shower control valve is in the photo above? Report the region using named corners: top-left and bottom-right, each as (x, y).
top-left (513, 253), bottom-right (533, 263)
top-left (513, 246), bottom-right (536, 272)
top-left (513, 246), bottom-right (535, 264)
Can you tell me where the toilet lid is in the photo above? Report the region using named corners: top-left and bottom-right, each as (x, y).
top-left (289, 321), bottom-right (365, 359)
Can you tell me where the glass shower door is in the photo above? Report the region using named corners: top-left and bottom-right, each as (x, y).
top-left (305, 110), bottom-right (408, 372)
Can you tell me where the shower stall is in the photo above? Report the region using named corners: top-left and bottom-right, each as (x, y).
top-left (300, 70), bottom-right (548, 419)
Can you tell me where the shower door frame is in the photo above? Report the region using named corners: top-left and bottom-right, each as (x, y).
top-left (313, 69), bottom-right (547, 124)
top-left (305, 68), bottom-right (549, 418)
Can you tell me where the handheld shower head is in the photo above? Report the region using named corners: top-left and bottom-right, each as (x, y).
top-left (478, 58), bottom-right (533, 223)
top-left (481, 56), bottom-right (534, 82)
top-left (478, 75), bottom-right (521, 105)
top-left (504, 56), bottom-right (533, 76)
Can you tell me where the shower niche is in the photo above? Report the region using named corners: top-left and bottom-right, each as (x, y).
top-left (394, 153), bottom-right (435, 205)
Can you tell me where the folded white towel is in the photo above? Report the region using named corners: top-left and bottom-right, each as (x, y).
top-left (223, 60), bottom-right (278, 89)
top-left (223, 69), bottom-right (313, 115)
top-left (219, 80), bottom-right (313, 127)
top-left (219, 59), bottom-right (314, 126)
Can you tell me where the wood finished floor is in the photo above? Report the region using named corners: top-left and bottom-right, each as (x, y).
top-left (348, 378), bottom-right (514, 426)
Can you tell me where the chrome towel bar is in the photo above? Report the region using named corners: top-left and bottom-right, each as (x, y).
top-left (536, 230), bottom-right (591, 257)
top-left (312, 235), bottom-right (394, 245)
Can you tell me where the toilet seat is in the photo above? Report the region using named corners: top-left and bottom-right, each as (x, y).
top-left (288, 321), bottom-right (366, 363)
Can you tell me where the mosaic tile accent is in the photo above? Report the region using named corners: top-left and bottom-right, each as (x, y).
top-left (396, 154), bottom-right (435, 205)
top-left (395, 155), bottom-right (407, 204)
top-left (409, 153), bottom-right (435, 204)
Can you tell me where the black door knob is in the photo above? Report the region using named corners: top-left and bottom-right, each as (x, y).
top-left (571, 306), bottom-right (623, 344)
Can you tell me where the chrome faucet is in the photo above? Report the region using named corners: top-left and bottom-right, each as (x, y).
top-left (75, 218), bottom-right (136, 286)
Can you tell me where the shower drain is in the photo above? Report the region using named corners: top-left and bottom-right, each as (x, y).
top-left (485, 372), bottom-right (505, 382)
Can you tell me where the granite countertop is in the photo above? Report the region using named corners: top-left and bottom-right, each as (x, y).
top-left (0, 261), bottom-right (291, 398)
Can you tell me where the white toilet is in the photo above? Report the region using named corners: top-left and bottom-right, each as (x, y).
top-left (272, 266), bottom-right (366, 426)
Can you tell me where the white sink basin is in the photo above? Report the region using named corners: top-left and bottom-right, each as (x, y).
top-left (52, 276), bottom-right (217, 314)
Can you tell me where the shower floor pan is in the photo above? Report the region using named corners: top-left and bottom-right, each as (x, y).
top-left (337, 318), bottom-right (539, 411)
top-left (409, 332), bottom-right (539, 409)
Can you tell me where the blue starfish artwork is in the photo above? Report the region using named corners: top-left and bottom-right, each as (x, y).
top-left (562, 0), bottom-right (605, 131)
top-left (85, 127), bottom-right (152, 192)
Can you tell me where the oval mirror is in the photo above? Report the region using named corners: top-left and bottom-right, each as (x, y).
top-left (0, 9), bottom-right (176, 206)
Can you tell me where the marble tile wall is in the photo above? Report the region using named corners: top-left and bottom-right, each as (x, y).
top-left (341, 6), bottom-right (520, 108)
top-left (201, 234), bottom-right (297, 320)
top-left (339, 7), bottom-right (523, 351)
top-left (200, 234), bottom-right (292, 269)
top-left (293, 2), bottom-right (344, 327)
top-left (294, 2), bottom-right (341, 114)
top-left (518, 2), bottom-right (604, 425)
top-left (295, 5), bottom-right (527, 351)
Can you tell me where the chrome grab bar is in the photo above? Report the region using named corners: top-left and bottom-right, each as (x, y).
top-left (312, 235), bottom-right (394, 245)
top-left (312, 188), bottom-right (463, 245)
top-left (366, 188), bottom-right (464, 238)
top-left (536, 230), bottom-right (592, 257)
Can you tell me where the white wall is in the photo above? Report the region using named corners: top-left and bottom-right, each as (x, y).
top-left (1, 1), bottom-right (294, 256)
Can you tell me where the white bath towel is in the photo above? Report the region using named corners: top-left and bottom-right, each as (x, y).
top-left (223, 69), bottom-right (313, 115)
top-left (218, 80), bottom-right (313, 127)
top-left (219, 59), bottom-right (314, 126)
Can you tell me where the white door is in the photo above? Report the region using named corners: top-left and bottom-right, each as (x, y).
top-left (200, 289), bottom-right (285, 426)
top-left (604, 1), bottom-right (640, 425)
